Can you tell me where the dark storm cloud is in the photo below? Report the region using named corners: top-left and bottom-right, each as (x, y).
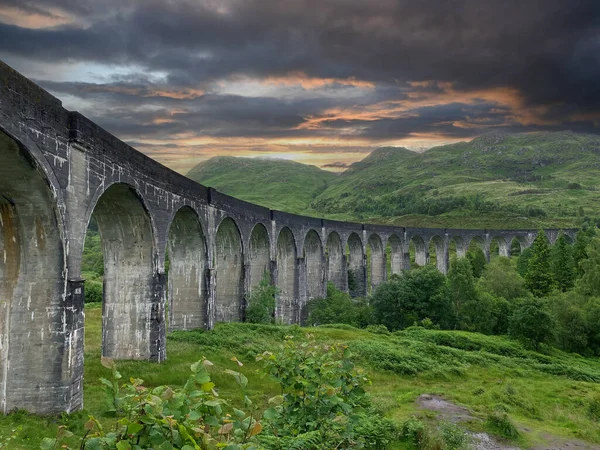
top-left (1, 0), bottom-right (599, 107)
top-left (1, 0), bottom-right (600, 170)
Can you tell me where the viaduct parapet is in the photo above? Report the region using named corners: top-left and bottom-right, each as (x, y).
top-left (0, 61), bottom-right (575, 414)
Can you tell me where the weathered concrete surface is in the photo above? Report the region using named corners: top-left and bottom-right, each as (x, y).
top-left (347, 232), bottom-right (366, 297)
top-left (368, 233), bottom-right (386, 291)
top-left (276, 227), bottom-right (297, 324)
top-left (326, 232), bottom-right (346, 291)
top-left (168, 207), bottom-right (207, 331)
top-left (214, 218), bottom-right (243, 322)
top-left (0, 60), bottom-right (577, 414)
top-left (247, 223), bottom-right (270, 294)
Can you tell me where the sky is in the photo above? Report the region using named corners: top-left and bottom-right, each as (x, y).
top-left (1, 1), bottom-right (599, 173)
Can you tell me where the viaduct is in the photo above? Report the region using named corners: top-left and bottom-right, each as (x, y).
top-left (0, 61), bottom-right (575, 414)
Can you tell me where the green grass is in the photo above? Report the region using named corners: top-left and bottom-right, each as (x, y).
top-left (187, 131), bottom-right (600, 228)
top-left (187, 156), bottom-right (337, 215)
top-left (2, 308), bottom-right (600, 448)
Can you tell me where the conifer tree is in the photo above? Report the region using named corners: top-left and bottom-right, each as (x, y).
top-left (577, 238), bottom-right (600, 297)
top-left (573, 230), bottom-right (593, 278)
top-left (524, 230), bottom-right (555, 297)
top-left (466, 246), bottom-right (486, 278)
top-left (551, 232), bottom-right (575, 292)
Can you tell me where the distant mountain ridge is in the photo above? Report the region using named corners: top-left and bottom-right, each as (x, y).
top-left (187, 132), bottom-right (600, 229)
top-left (187, 156), bottom-right (337, 214)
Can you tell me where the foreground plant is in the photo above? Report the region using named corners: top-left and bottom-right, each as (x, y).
top-left (42, 357), bottom-right (262, 450)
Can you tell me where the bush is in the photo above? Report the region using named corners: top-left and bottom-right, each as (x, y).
top-left (84, 280), bottom-right (102, 304)
top-left (246, 272), bottom-right (277, 324)
top-left (256, 335), bottom-right (396, 448)
top-left (43, 358), bottom-right (262, 449)
top-left (485, 412), bottom-right (520, 439)
top-left (307, 282), bottom-right (373, 328)
top-left (371, 267), bottom-right (449, 331)
top-left (509, 299), bottom-right (555, 351)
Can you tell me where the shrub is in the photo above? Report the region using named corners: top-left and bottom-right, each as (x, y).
top-left (84, 280), bottom-right (103, 304)
top-left (509, 299), bottom-right (554, 351)
top-left (365, 324), bottom-right (390, 335)
top-left (43, 358), bottom-right (262, 449)
top-left (371, 266), bottom-right (448, 331)
top-left (485, 412), bottom-right (520, 439)
top-left (256, 335), bottom-right (378, 448)
top-left (307, 282), bottom-right (373, 328)
top-left (246, 272), bottom-right (277, 324)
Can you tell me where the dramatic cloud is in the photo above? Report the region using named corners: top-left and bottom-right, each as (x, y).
top-left (0, 0), bottom-right (598, 172)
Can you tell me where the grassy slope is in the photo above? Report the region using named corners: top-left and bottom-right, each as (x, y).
top-left (2, 308), bottom-right (599, 449)
top-left (187, 132), bottom-right (600, 228)
top-left (187, 156), bottom-right (337, 215)
top-left (314, 131), bottom-right (600, 228)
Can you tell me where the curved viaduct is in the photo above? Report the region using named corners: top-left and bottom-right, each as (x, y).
top-left (0, 61), bottom-right (575, 414)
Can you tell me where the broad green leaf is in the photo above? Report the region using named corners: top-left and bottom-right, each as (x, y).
top-left (40, 438), bottom-right (57, 450)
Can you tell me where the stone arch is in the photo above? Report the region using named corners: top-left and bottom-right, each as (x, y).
top-left (346, 232), bottom-right (366, 297)
top-left (276, 227), bottom-right (298, 324)
top-left (326, 231), bottom-right (345, 290)
top-left (248, 223), bottom-right (271, 293)
top-left (167, 206), bottom-right (208, 331)
top-left (449, 235), bottom-right (467, 259)
top-left (214, 217), bottom-right (244, 323)
top-left (387, 234), bottom-right (403, 276)
top-left (0, 131), bottom-right (68, 413)
top-left (510, 237), bottom-right (525, 256)
top-left (91, 183), bottom-right (160, 361)
top-left (304, 230), bottom-right (324, 300)
top-left (490, 236), bottom-right (509, 258)
top-left (429, 235), bottom-right (448, 274)
top-left (367, 233), bottom-right (385, 291)
top-left (410, 235), bottom-right (427, 267)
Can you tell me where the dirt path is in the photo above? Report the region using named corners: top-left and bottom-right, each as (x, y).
top-left (416, 394), bottom-right (599, 450)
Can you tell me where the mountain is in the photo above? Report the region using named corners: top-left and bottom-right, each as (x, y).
top-left (187, 156), bottom-right (337, 214)
top-left (187, 132), bottom-right (600, 228)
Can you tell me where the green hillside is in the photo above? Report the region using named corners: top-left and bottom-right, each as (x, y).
top-left (187, 132), bottom-right (600, 228)
top-left (187, 156), bottom-right (337, 214)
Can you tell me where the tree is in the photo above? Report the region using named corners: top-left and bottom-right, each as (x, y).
top-left (447, 257), bottom-right (479, 330)
top-left (245, 272), bottom-right (277, 324)
top-left (573, 229), bottom-right (594, 278)
top-left (524, 230), bottom-right (555, 297)
top-left (478, 257), bottom-right (528, 301)
top-left (466, 246), bottom-right (487, 278)
top-left (509, 299), bottom-right (554, 351)
top-left (551, 232), bottom-right (575, 292)
top-left (577, 238), bottom-right (600, 297)
top-left (516, 247), bottom-right (532, 277)
top-left (548, 292), bottom-right (588, 354)
top-left (371, 266), bottom-right (448, 331)
top-left (307, 282), bottom-right (373, 328)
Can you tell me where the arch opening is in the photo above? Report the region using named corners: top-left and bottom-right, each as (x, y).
top-left (167, 207), bottom-right (207, 331)
top-left (92, 183), bottom-right (158, 361)
top-left (0, 131), bottom-right (67, 413)
top-left (490, 236), bottom-right (508, 258)
top-left (276, 227), bottom-right (297, 324)
top-left (214, 218), bottom-right (244, 323)
top-left (346, 233), bottom-right (366, 297)
top-left (326, 232), bottom-right (345, 291)
top-left (409, 235), bottom-right (427, 267)
top-left (510, 237), bottom-right (523, 256)
top-left (449, 236), bottom-right (466, 260)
